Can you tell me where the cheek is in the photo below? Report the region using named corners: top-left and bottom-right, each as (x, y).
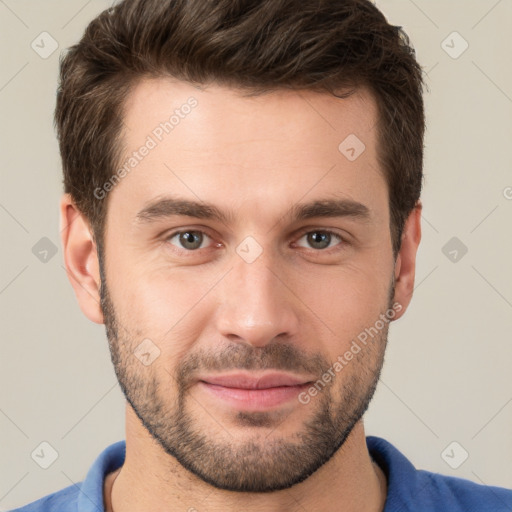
top-left (108, 259), bottom-right (220, 346)
top-left (299, 263), bottom-right (392, 350)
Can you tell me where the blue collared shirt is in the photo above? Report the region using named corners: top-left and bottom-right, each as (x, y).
top-left (9, 436), bottom-right (512, 511)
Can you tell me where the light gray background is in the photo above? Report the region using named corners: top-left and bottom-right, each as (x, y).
top-left (1, 0), bottom-right (511, 509)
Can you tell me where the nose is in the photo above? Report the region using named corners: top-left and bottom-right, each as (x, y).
top-left (214, 250), bottom-right (300, 348)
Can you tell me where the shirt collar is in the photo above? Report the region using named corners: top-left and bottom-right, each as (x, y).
top-left (77, 440), bottom-right (125, 511)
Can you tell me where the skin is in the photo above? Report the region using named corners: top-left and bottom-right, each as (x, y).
top-left (60, 77), bottom-right (421, 511)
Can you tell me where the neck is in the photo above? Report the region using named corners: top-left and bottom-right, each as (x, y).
top-left (105, 407), bottom-right (387, 512)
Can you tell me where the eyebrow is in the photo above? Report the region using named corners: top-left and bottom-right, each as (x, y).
top-left (135, 196), bottom-right (371, 225)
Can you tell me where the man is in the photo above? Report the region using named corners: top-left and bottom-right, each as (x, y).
top-left (11, 0), bottom-right (512, 511)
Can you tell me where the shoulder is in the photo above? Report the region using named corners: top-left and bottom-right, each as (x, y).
top-left (367, 435), bottom-right (512, 512)
top-left (7, 484), bottom-right (79, 512)
top-left (415, 469), bottom-right (512, 511)
top-left (8, 440), bottom-right (125, 512)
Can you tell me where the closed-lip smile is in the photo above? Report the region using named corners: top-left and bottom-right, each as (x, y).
top-left (199, 371), bottom-right (313, 389)
top-left (198, 371), bottom-right (314, 410)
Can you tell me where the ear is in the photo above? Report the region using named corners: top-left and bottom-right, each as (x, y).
top-left (391, 201), bottom-right (422, 321)
top-left (59, 193), bottom-right (104, 324)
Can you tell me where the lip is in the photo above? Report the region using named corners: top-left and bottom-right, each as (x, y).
top-left (199, 371), bottom-right (312, 389)
top-left (198, 372), bottom-right (314, 411)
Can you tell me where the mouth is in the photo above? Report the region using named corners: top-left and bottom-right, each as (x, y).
top-left (197, 372), bottom-right (314, 411)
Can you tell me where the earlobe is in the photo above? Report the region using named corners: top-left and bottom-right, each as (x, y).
top-left (391, 201), bottom-right (422, 321)
top-left (60, 193), bottom-right (104, 324)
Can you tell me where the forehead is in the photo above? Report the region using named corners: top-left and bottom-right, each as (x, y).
top-left (109, 77), bottom-right (386, 226)
top-left (121, 77), bottom-right (379, 151)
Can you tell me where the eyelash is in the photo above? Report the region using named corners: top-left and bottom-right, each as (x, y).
top-left (163, 228), bottom-right (347, 255)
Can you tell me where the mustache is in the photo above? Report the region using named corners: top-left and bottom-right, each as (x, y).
top-left (175, 342), bottom-right (328, 386)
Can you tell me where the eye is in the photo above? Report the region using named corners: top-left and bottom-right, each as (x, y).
top-left (163, 228), bottom-right (346, 254)
top-left (295, 230), bottom-right (344, 251)
top-left (166, 230), bottom-right (212, 251)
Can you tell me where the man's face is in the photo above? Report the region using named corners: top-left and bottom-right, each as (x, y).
top-left (99, 78), bottom-right (397, 492)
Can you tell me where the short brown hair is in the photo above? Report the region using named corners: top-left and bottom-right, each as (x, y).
top-left (55, 0), bottom-right (424, 257)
